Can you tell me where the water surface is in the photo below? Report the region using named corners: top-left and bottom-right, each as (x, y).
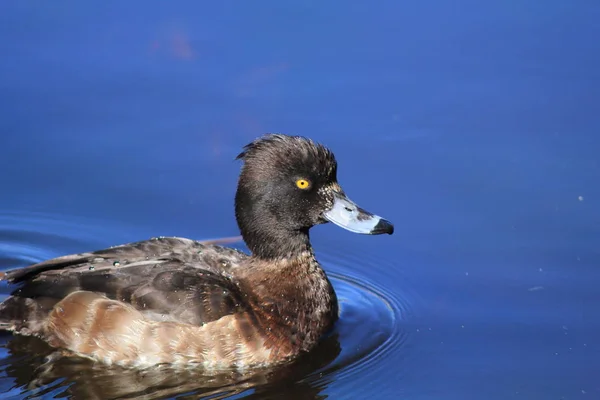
top-left (1, 1), bottom-right (599, 399)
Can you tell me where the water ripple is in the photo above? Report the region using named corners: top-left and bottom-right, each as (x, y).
top-left (306, 247), bottom-right (420, 389)
top-left (0, 211), bottom-right (116, 269)
top-left (0, 211), bottom-right (417, 399)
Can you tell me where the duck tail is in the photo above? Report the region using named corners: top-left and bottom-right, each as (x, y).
top-left (0, 295), bottom-right (54, 336)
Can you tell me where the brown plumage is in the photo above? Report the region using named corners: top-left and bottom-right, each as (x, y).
top-left (0, 134), bottom-right (393, 370)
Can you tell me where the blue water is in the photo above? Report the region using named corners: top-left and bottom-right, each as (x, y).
top-left (1, 1), bottom-right (599, 399)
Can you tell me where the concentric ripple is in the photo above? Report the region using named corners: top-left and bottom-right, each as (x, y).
top-left (296, 246), bottom-right (421, 390)
top-left (0, 211), bottom-right (118, 296)
top-left (0, 210), bottom-right (106, 257)
top-left (0, 212), bottom-right (419, 399)
top-left (327, 272), bottom-right (407, 374)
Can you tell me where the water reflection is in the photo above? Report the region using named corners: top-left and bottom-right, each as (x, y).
top-left (0, 269), bottom-right (406, 399)
top-left (0, 211), bottom-right (408, 399)
top-left (1, 333), bottom-right (340, 399)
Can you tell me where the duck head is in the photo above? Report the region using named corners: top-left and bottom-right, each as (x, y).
top-left (235, 134), bottom-right (393, 259)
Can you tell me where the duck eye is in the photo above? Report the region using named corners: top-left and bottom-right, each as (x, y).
top-left (295, 179), bottom-right (311, 190)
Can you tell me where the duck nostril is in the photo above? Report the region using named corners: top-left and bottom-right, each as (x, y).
top-left (344, 207), bottom-right (352, 212)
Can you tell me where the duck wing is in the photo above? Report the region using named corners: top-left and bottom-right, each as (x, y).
top-left (0, 237), bottom-right (250, 334)
top-left (1, 236), bottom-right (246, 284)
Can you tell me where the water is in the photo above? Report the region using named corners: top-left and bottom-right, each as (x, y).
top-left (1, 1), bottom-right (599, 399)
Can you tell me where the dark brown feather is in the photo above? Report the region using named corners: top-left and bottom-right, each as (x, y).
top-left (0, 237), bottom-right (338, 368)
top-left (0, 238), bottom-right (249, 334)
top-left (0, 134), bottom-right (360, 369)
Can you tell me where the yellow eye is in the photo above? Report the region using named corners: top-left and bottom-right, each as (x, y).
top-left (295, 179), bottom-right (311, 190)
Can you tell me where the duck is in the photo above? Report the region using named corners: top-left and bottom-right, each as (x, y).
top-left (0, 134), bottom-right (393, 370)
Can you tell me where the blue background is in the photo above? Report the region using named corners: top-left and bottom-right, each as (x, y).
top-left (1, 1), bottom-right (599, 398)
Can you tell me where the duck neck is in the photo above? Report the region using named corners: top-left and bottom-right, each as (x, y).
top-left (244, 226), bottom-right (313, 260)
top-left (238, 240), bottom-right (339, 353)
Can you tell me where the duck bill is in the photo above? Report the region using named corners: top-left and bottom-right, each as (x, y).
top-left (323, 192), bottom-right (394, 235)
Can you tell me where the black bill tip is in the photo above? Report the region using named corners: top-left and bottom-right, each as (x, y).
top-left (371, 218), bottom-right (394, 235)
